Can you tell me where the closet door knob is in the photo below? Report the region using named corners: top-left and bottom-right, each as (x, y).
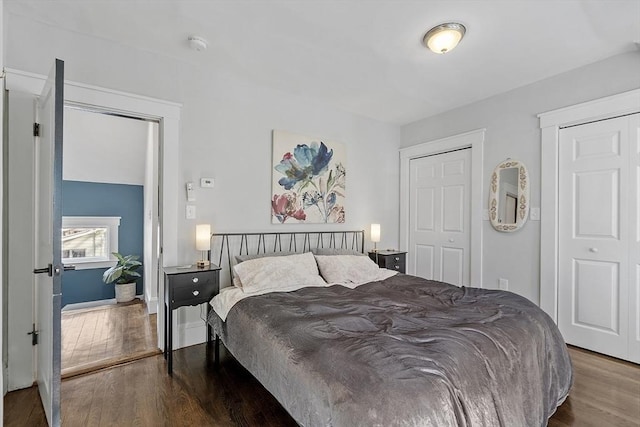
top-left (448, 238), bottom-right (455, 243)
top-left (589, 247), bottom-right (598, 253)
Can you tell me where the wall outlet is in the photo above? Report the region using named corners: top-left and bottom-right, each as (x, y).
top-left (499, 278), bottom-right (508, 290)
top-left (186, 205), bottom-right (196, 219)
top-left (530, 207), bottom-right (540, 221)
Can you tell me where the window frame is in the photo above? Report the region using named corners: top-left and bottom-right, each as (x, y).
top-left (61, 216), bottom-right (121, 270)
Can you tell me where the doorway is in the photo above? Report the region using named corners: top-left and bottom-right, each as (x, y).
top-left (557, 113), bottom-right (639, 362)
top-left (399, 129), bottom-right (485, 287)
top-left (3, 68), bottom-right (181, 401)
top-left (59, 108), bottom-right (161, 376)
top-left (539, 88), bottom-right (640, 364)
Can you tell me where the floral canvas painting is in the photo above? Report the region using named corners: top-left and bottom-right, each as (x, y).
top-left (272, 130), bottom-right (346, 224)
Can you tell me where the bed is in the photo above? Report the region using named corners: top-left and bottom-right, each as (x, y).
top-left (207, 231), bottom-right (572, 427)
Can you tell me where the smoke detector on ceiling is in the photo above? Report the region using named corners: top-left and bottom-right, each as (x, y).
top-left (188, 36), bottom-right (208, 52)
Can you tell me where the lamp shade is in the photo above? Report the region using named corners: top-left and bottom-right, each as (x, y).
top-left (424, 23), bottom-right (466, 54)
top-left (195, 224), bottom-right (211, 251)
top-left (370, 224), bottom-right (381, 243)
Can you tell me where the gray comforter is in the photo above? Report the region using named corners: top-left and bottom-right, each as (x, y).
top-left (210, 274), bottom-right (572, 427)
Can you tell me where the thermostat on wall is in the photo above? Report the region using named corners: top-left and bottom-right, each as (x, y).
top-left (200, 178), bottom-right (214, 188)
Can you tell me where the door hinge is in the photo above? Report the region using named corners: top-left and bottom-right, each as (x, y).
top-left (33, 123), bottom-right (40, 137)
top-left (34, 263), bottom-right (54, 277)
top-left (28, 324), bottom-right (39, 346)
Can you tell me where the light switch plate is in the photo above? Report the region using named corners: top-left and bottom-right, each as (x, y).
top-left (200, 178), bottom-right (214, 188)
top-left (186, 205), bottom-right (196, 219)
top-left (186, 182), bottom-right (195, 201)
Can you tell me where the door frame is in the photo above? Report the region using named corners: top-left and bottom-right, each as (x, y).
top-left (399, 129), bottom-right (485, 287)
top-left (4, 68), bottom-right (181, 361)
top-left (538, 88), bottom-right (640, 322)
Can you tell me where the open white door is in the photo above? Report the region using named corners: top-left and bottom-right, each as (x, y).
top-left (33, 58), bottom-right (64, 426)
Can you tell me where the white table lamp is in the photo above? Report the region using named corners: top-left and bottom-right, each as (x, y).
top-left (370, 223), bottom-right (381, 252)
top-left (196, 224), bottom-right (211, 268)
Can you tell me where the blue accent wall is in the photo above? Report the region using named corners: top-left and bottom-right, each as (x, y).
top-left (62, 180), bottom-right (144, 307)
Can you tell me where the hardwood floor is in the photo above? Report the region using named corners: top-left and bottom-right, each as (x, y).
top-left (4, 345), bottom-right (639, 426)
top-left (549, 347), bottom-right (640, 427)
top-left (61, 299), bottom-right (160, 378)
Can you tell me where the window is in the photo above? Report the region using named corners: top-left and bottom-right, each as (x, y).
top-left (62, 216), bottom-right (121, 269)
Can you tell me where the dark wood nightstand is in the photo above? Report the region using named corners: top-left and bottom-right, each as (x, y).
top-left (164, 264), bottom-right (221, 374)
top-left (369, 250), bottom-right (407, 274)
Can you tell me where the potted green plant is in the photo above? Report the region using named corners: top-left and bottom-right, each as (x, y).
top-left (102, 252), bottom-right (142, 303)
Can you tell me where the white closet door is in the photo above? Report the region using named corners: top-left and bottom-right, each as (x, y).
top-left (408, 149), bottom-right (471, 286)
top-left (559, 114), bottom-right (638, 361)
top-left (629, 113), bottom-right (640, 363)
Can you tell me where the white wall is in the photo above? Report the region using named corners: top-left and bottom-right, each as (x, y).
top-left (5, 92), bottom-right (37, 391)
top-left (401, 51), bottom-right (640, 304)
top-left (143, 122), bottom-right (159, 311)
top-left (64, 109), bottom-right (149, 185)
top-left (178, 66), bottom-right (400, 251)
top-left (4, 14), bottom-right (400, 345)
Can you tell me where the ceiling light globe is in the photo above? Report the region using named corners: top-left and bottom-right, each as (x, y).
top-left (424, 23), bottom-right (466, 54)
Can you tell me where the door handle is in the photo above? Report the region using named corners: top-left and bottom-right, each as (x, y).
top-left (34, 263), bottom-right (73, 276)
top-left (589, 247), bottom-right (598, 253)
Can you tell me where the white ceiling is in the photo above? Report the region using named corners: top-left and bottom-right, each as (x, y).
top-left (5, 0), bottom-right (640, 125)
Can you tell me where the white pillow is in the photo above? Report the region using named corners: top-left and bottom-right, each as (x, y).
top-left (232, 251), bottom-right (298, 289)
top-left (233, 252), bottom-right (326, 294)
top-left (314, 255), bottom-right (386, 285)
top-left (310, 248), bottom-right (365, 256)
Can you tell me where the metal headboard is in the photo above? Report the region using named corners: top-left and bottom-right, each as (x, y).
top-left (208, 230), bottom-right (365, 287)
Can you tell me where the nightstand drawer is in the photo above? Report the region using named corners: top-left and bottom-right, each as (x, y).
top-left (369, 251), bottom-right (407, 274)
top-left (170, 274), bottom-right (218, 307)
top-left (386, 254), bottom-right (405, 270)
top-left (172, 280), bottom-right (217, 306)
top-left (170, 271), bottom-right (214, 289)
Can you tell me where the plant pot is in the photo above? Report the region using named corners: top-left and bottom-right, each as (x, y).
top-left (115, 282), bottom-right (136, 303)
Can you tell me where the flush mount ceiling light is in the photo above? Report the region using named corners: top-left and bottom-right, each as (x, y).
top-left (188, 35), bottom-right (208, 52)
top-left (423, 22), bottom-right (466, 54)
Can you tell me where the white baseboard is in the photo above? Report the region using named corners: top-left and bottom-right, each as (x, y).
top-left (145, 296), bottom-right (158, 314)
top-left (173, 321), bottom-right (207, 350)
top-left (62, 294), bottom-right (145, 312)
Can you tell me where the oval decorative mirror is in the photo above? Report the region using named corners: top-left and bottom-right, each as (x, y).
top-left (489, 159), bottom-right (529, 232)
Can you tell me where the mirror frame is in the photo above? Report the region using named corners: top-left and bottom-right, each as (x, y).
top-left (489, 159), bottom-right (529, 232)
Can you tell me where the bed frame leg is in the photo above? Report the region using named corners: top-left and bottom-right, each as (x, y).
top-left (214, 335), bottom-right (220, 366)
top-left (206, 328), bottom-right (221, 367)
